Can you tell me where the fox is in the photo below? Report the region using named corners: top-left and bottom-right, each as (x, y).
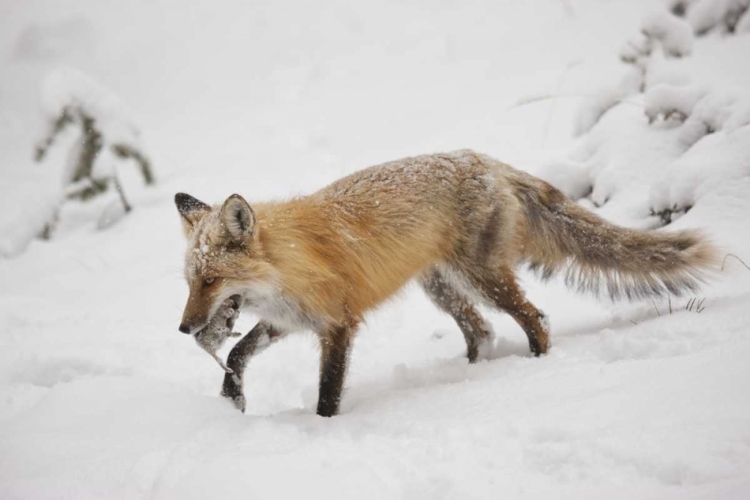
top-left (175, 149), bottom-right (717, 417)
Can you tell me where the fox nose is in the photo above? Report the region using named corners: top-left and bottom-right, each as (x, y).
top-left (178, 323), bottom-right (191, 334)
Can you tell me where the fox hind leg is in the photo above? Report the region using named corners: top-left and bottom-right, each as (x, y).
top-left (466, 265), bottom-right (550, 356)
top-left (419, 269), bottom-right (495, 363)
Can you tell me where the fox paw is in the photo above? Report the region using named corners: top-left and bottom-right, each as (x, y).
top-left (220, 389), bottom-right (246, 413)
top-left (221, 375), bottom-right (246, 412)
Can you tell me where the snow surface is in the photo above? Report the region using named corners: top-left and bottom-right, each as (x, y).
top-left (1, 1), bottom-right (750, 499)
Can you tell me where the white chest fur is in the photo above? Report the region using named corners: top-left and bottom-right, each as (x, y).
top-left (241, 284), bottom-right (321, 332)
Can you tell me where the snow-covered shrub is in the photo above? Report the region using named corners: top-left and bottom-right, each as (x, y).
top-left (648, 88), bottom-right (750, 215)
top-left (668, 0), bottom-right (700, 18)
top-left (641, 11), bottom-right (694, 57)
top-left (577, 8), bottom-right (695, 136)
top-left (544, 5), bottom-right (750, 236)
top-left (646, 84), bottom-right (742, 148)
top-left (34, 68), bottom-right (154, 239)
top-left (642, 50), bottom-right (693, 89)
top-left (644, 84), bottom-right (707, 125)
top-left (671, 0), bottom-right (750, 35)
top-left (619, 10), bottom-right (694, 69)
top-left (622, 9), bottom-right (695, 81)
top-left (680, 90), bottom-right (735, 140)
top-left (724, 101), bottom-right (750, 132)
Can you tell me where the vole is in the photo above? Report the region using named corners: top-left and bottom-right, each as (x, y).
top-left (193, 295), bottom-right (242, 372)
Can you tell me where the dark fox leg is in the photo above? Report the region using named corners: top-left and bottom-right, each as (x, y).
top-left (467, 266), bottom-right (550, 356)
top-left (419, 269), bottom-right (494, 363)
top-left (221, 320), bottom-right (285, 412)
top-left (316, 322), bottom-right (355, 417)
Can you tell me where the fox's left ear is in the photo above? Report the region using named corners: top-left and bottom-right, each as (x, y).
top-left (220, 194), bottom-right (255, 244)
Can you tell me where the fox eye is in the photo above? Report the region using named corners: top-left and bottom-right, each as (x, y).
top-left (203, 277), bottom-right (215, 287)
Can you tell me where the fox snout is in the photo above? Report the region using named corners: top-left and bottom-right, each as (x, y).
top-left (179, 287), bottom-right (216, 335)
top-left (178, 313), bottom-right (209, 335)
top-left (179, 307), bottom-right (210, 335)
top-left (178, 316), bottom-right (206, 335)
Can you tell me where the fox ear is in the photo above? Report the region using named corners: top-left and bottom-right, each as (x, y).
top-left (220, 194), bottom-right (255, 244)
top-left (175, 193), bottom-right (211, 232)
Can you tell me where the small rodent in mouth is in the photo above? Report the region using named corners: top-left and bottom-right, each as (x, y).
top-left (193, 295), bottom-right (242, 372)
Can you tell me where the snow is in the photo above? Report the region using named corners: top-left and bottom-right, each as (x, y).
top-left (1, 1), bottom-right (750, 499)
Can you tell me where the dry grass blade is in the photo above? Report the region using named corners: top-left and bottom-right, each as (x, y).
top-left (696, 298), bottom-right (706, 313)
top-left (507, 93), bottom-right (643, 111)
top-left (721, 253), bottom-right (750, 272)
top-left (651, 299), bottom-right (661, 317)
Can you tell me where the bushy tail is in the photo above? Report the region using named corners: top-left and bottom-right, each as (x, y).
top-left (513, 177), bottom-right (718, 300)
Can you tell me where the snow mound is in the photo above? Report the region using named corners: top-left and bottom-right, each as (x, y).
top-left (580, 9), bottom-right (695, 137)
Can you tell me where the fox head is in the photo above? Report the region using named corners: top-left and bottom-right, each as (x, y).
top-left (175, 192), bottom-right (275, 334)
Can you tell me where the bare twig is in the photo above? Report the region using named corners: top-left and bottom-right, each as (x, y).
top-left (112, 167), bottom-right (132, 213)
top-left (38, 208), bottom-right (60, 240)
top-left (682, 297), bottom-right (707, 313)
top-left (653, 296), bottom-right (708, 316)
top-left (722, 253), bottom-right (750, 272)
top-left (111, 143), bottom-right (154, 185)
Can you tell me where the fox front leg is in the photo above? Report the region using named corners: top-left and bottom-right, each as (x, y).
top-left (316, 322), bottom-right (356, 417)
top-left (221, 321), bottom-right (285, 412)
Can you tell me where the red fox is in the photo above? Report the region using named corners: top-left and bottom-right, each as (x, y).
top-left (175, 150), bottom-right (717, 417)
